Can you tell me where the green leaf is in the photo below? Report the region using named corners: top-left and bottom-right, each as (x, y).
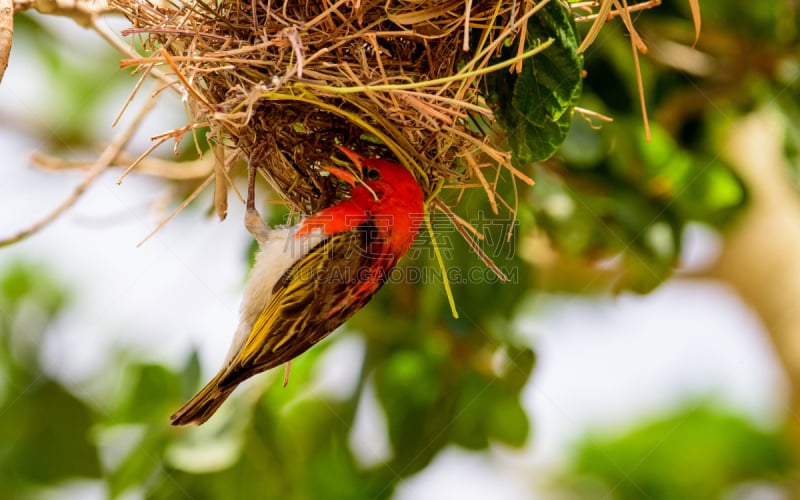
top-left (485, 0), bottom-right (583, 164)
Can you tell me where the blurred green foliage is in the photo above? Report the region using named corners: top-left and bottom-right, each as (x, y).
top-left (10, 14), bottom-right (132, 149)
top-left (0, 260), bottom-right (533, 499)
top-left (3, 0), bottom-right (800, 498)
top-left (0, 263), bottom-right (99, 497)
top-left (562, 404), bottom-right (793, 499)
top-left (519, 0), bottom-right (796, 294)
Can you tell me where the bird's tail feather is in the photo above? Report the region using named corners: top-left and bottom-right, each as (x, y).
top-left (170, 371), bottom-right (235, 426)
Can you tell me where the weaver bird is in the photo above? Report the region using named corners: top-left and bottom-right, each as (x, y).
top-left (171, 146), bottom-right (425, 425)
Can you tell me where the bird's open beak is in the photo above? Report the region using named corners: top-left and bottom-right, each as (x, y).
top-left (322, 166), bottom-right (357, 186)
top-left (322, 145), bottom-right (366, 186)
top-left (336, 145), bottom-right (366, 168)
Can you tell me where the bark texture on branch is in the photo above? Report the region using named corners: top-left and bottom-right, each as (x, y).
top-left (0, 0), bottom-right (12, 85)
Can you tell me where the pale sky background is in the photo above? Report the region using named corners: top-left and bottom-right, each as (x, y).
top-left (0, 13), bottom-right (789, 500)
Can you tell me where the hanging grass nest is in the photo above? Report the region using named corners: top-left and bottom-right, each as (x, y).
top-left (110, 0), bottom-right (574, 215)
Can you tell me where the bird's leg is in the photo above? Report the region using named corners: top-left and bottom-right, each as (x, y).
top-left (245, 163), bottom-right (270, 246)
top-left (282, 361), bottom-right (291, 387)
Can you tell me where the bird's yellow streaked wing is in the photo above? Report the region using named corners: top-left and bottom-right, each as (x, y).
top-left (218, 227), bottom-right (381, 388)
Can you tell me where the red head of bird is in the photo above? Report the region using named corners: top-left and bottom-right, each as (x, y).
top-left (170, 146), bottom-right (425, 425)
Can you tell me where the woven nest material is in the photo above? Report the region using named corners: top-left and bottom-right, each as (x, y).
top-left (113, 0), bottom-right (545, 214)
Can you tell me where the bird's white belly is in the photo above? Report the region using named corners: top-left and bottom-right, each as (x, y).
top-left (223, 225), bottom-right (326, 365)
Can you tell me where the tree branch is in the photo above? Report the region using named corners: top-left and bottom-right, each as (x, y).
top-left (0, 0), bottom-right (11, 85)
top-left (0, 86), bottom-right (159, 247)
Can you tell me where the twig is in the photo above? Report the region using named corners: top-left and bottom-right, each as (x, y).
top-left (512, 0), bottom-right (534, 73)
top-left (615, 0), bottom-right (651, 141)
top-left (577, 0), bottom-right (614, 53)
top-left (284, 26), bottom-right (304, 79)
top-left (213, 144), bottom-right (228, 220)
top-left (466, 154), bottom-right (499, 214)
top-left (575, 106), bottom-right (614, 124)
top-left (121, 27), bottom-right (230, 42)
top-left (573, 0), bottom-right (660, 23)
top-left (426, 209), bottom-right (459, 319)
top-left (137, 173), bottom-right (215, 247)
top-left (463, 0), bottom-right (472, 51)
top-left (157, 47), bottom-right (215, 112)
top-left (31, 151), bottom-right (215, 180)
top-left (116, 135), bottom-right (172, 184)
top-left (0, 87), bottom-right (159, 247)
top-left (688, 0), bottom-right (701, 46)
top-left (303, 40), bottom-right (555, 95)
top-left (434, 199), bottom-right (509, 282)
top-left (13, 0), bottom-right (113, 27)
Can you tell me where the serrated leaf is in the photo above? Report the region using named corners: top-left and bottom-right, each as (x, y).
top-left (486, 0), bottom-right (583, 164)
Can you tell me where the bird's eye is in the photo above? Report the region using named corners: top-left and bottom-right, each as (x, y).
top-left (363, 167), bottom-right (381, 180)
